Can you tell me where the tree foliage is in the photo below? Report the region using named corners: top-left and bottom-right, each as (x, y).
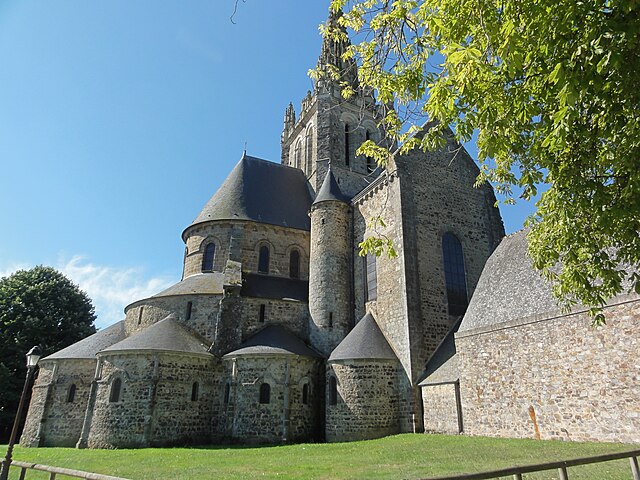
top-left (0, 266), bottom-right (96, 440)
top-left (328, 0), bottom-right (640, 321)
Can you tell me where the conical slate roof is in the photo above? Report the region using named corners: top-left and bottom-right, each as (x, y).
top-left (43, 321), bottom-right (126, 361)
top-left (185, 154), bottom-right (313, 236)
top-left (152, 272), bottom-right (224, 298)
top-left (223, 325), bottom-right (320, 358)
top-left (313, 167), bottom-right (349, 205)
top-left (329, 313), bottom-right (397, 361)
top-left (100, 315), bottom-right (212, 357)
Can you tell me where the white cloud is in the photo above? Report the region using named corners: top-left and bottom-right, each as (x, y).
top-left (1, 256), bottom-right (174, 330)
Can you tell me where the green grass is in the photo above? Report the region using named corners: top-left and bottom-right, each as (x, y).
top-left (3, 434), bottom-right (638, 480)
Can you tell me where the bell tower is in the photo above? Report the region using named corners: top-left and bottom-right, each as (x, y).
top-left (281, 9), bottom-right (384, 198)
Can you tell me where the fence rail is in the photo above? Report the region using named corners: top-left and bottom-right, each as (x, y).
top-left (421, 448), bottom-right (640, 480)
top-left (8, 461), bottom-right (130, 480)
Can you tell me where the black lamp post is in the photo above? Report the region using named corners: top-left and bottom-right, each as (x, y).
top-left (0, 346), bottom-right (41, 480)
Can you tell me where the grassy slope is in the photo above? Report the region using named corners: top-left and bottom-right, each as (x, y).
top-left (4, 434), bottom-right (638, 480)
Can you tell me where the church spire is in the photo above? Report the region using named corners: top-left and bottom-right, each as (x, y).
top-left (315, 8), bottom-right (359, 94)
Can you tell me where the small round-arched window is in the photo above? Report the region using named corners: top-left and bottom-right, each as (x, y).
top-left (202, 243), bottom-right (216, 272)
top-left (289, 249), bottom-right (300, 279)
top-left (258, 246), bottom-right (270, 274)
top-left (67, 384), bottom-right (77, 403)
top-left (109, 378), bottom-right (122, 403)
top-left (259, 383), bottom-right (271, 404)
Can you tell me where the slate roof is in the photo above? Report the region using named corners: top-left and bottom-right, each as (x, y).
top-left (153, 273), bottom-right (224, 298)
top-left (100, 315), bottom-right (212, 357)
top-left (313, 167), bottom-right (349, 205)
top-left (459, 229), bottom-right (558, 333)
top-left (329, 313), bottom-right (397, 361)
top-left (223, 325), bottom-right (320, 358)
top-left (185, 154), bottom-right (314, 236)
top-left (43, 321), bottom-right (126, 361)
top-left (241, 273), bottom-right (308, 302)
top-left (418, 318), bottom-right (462, 386)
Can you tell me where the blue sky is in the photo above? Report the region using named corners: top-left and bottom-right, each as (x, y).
top-left (0, 1), bottom-right (535, 329)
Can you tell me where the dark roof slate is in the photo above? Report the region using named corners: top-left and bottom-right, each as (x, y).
top-left (241, 273), bottom-right (308, 302)
top-left (329, 313), bottom-right (397, 361)
top-left (187, 154), bottom-right (313, 233)
top-left (43, 321), bottom-right (126, 361)
top-left (100, 315), bottom-right (212, 356)
top-left (223, 325), bottom-right (321, 358)
top-left (313, 167), bottom-right (349, 205)
top-left (459, 229), bottom-right (558, 332)
top-left (153, 273), bottom-right (224, 298)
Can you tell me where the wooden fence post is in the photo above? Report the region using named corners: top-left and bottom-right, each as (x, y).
top-left (558, 467), bottom-right (569, 480)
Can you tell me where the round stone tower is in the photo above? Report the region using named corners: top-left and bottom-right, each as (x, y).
top-left (308, 167), bottom-right (351, 357)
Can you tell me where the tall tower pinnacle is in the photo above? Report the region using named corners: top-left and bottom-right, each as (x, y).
top-left (315, 9), bottom-right (359, 94)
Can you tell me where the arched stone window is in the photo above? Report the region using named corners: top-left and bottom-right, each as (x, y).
top-left (329, 376), bottom-right (338, 406)
top-left (302, 383), bottom-right (309, 405)
top-left (67, 384), bottom-right (76, 403)
top-left (259, 383), bottom-right (271, 404)
top-left (364, 254), bottom-right (377, 302)
top-left (109, 378), bottom-right (122, 403)
top-left (295, 140), bottom-right (302, 169)
top-left (224, 383), bottom-right (230, 404)
top-left (185, 301), bottom-right (193, 320)
top-left (344, 123), bottom-right (350, 166)
top-left (258, 245), bottom-right (270, 274)
top-left (259, 304), bottom-right (266, 323)
top-left (191, 382), bottom-right (199, 402)
top-left (365, 130), bottom-right (376, 173)
top-left (202, 243), bottom-right (216, 272)
top-left (305, 126), bottom-right (314, 173)
top-left (442, 232), bottom-right (468, 316)
top-left (289, 249), bottom-right (300, 279)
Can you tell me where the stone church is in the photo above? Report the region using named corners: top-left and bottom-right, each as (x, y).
top-left (21, 12), bottom-right (639, 449)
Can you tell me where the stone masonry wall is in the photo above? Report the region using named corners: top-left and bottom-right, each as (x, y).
top-left (326, 360), bottom-right (400, 442)
top-left (183, 221), bottom-right (310, 281)
top-left (87, 352), bottom-right (218, 448)
top-left (422, 383), bottom-right (461, 435)
top-left (396, 136), bottom-right (504, 380)
top-left (457, 299), bottom-right (640, 443)
top-left (352, 172), bottom-right (421, 433)
top-left (220, 355), bottom-right (320, 443)
top-left (124, 294), bottom-right (222, 341)
top-left (240, 298), bottom-right (309, 343)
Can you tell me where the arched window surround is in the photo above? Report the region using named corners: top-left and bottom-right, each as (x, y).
top-left (67, 384), bottom-right (77, 403)
top-left (191, 382), bottom-right (199, 402)
top-left (202, 242), bottom-right (216, 272)
top-left (109, 378), bottom-right (122, 403)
